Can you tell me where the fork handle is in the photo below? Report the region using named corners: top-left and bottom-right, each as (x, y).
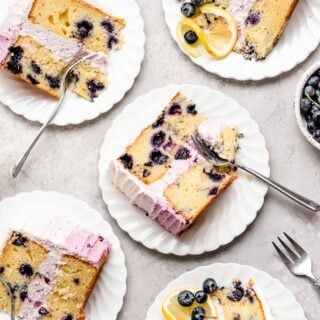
top-left (237, 164), bottom-right (320, 213)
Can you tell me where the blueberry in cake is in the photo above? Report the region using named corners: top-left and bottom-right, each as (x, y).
top-left (0, 221), bottom-right (111, 319)
top-left (0, 0), bottom-right (125, 101)
top-left (162, 277), bottom-right (274, 320)
top-left (109, 92), bottom-right (241, 236)
top-left (182, 0), bottom-right (299, 60)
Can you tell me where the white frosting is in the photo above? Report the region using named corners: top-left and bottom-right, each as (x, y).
top-left (228, 0), bottom-right (256, 49)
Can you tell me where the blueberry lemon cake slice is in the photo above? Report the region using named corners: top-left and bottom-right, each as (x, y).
top-left (162, 277), bottom-right (274, 320)
top-left (109, 92), bottom-right (241, 236)
top-left (181, 0), bottom-right (298, 60)
top-left (0, 220), bottom-right (111, 319)
top-left (0, 0), bottom-right (125, 100)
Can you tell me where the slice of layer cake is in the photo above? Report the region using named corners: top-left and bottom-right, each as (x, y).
top-left (0, 0), bottom-right (125, 101)
top-left (109, 92), bottom-right (240, 236)
top-left (0, 220), bottom-right (111, 319)
top-left (196, 0), bottom-right (298, 60)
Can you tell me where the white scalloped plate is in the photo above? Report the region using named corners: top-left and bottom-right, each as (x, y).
top-left (0, 191), bottom-right (127, 320)
top-left (99, 84), bottom-right (270, 256)
top-left (162, 0), bottom-right (320, 81)
top-left (0, 0), bottom-right (145, 126)
top-left (146, 263), bottom-right (306, 320)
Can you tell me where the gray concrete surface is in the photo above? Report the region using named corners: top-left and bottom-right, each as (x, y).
top-left (0, 1), bottom-right (320, 318)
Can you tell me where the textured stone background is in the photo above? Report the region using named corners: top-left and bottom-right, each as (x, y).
top-left (0, 0), bottom-right (320, 318)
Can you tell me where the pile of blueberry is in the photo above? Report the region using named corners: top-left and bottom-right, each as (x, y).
top-left (180, 0), bottom-right (204, 45)
top-left (177, 278), bottom-right (217, 320)
top-left (300, 71), bottom-right (320, 143)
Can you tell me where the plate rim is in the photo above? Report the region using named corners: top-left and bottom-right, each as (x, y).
top-left (0, 190), bottom-right (128, 320)
top-left (161, 0), bottom-right (320, 81)
top-left (0, 0), bottom-right (145, 126)
top-left (145, 262), bottom-right (307, 320)
top-left (99, 83), bottom-right (271, 256)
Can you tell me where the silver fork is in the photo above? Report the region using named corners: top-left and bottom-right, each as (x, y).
top-left (11, 52), bottom-right (98, 178)
top-left (192, 131), bottom-right (320, 213)
top-left (0, 275), bottom-right (15, 320)
top-left (273, 233), bottom-right (320, 288)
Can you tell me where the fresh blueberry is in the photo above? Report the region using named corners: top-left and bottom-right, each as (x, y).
top-left (149, 150), bottom-right (168, 165)
top-left (27, 74), bottom-right (39, 85)
top-left (108, 35), bottom-right (118, 49)
top-left (300, 98), bottom-right (311, 114)
top-left (312, 110), bottom-right (320, 126)
top-left (168, 103), bottom-right (182, 115)
top-left (19, 264), bottom-right (33, 277)
top-left (203, 278), bottom-right (217, 294)
top-left (175, 147), bottom-right (191, 160)
top-left (184, 30), bottom-right (198, 44)
top-left (195, 291), bottom-right (207, 304)
top-left (307, 121), bottom-right (316, 134)
top-left (74, 20), bottom-right (93, 39)
top-left (311, 104), bottom-right (319, 115)
top-left (181, 2), bottom-right (196, 17)
top-left (313, 129), bottom-right (320, 142)
top-left (227, 287), bottom-right (244, 302)
top-left (12, 233), bottom-right (28, 247)
top-left (177, 290), bottom-right (195, 307)
top-left (87, 79), bottom-right (105, 100)
top-left (119, 153), bottom-right (133, 169)
top-left (308, 76), bottom-right (320, 87)
top-left (101, 20), bottom-right (114, 33)
top-left (305, 85), bottom-right (316, 98)
top-left (38, 307), bottom-right (49, 315)
top-left (187, 103), bottom-right (197, 115)
top-left (191, 306), bottom-right (206, 320)
top-left (246, 12), bottom-right (260, 25)
top-left (305, 113), bottom-right (313, 122)
top-left (45, 75), bottom-right (61, 89)
top-left (191, 0), bottom-right (204, 7)
top-left (151, 131), bottom-right (166, 147)
top-left (61, 314), bottom-right (73, 320)
top-left (30, 61), bottom-right (42, 74)
top-left (152, 112), bottom-right (165, 128)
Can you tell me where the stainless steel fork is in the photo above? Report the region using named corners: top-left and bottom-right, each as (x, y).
top-left (273, 233), bottom-right (320, 288)
top-left (0, 275), bottom-right (15, 319)
top-left (11, 52), bottom-right (98, 178)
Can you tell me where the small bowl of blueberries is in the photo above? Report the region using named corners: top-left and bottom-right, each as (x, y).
top-left (295, 62), bottom-right (320, 151)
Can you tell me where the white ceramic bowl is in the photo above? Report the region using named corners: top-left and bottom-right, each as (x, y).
top-left (294, 62), bottom-right (320, 151)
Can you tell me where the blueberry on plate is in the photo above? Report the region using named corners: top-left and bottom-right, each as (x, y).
top-left (184, 30), bottom-right (198, 44)
top-left (181, 2), bottom-right (196, 17)
top-left (191, 306), bottom-right (206, 320)
top-left (194, 291), bottom-right (207, 304)
top-left (300, 98), bottom-right (311, 114)
top-left (308, 76), bottom-right (320, 87)
top-left (178, 290), bottom-right (195, 307)
top-left (227, 287), bottom-right (244, 302)
top-left (313, 129), bottom-right (320, 142)
top-left (305, 113), bottom-right (313, 122)
top-left (203, 278), bottom-right (217, 294)
top-left (191, 0), bottom-right (204, 7)
top-left (307, 121), bottom-right (316, 134)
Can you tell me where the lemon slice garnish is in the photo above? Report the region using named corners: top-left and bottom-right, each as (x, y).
top-left (162, 288), bottom-right (218, 320)
top-left (199, 4), bottom-right (238, 58)
top-left (176, 18), bottom-right (203, 58)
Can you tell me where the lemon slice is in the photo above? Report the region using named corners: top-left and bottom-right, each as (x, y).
top-left (199, 4), bottom-right (238, 58)
top-left (162, 288), bottom-right (218, 320)
top-left (176, 18), bottom-right (203, 58)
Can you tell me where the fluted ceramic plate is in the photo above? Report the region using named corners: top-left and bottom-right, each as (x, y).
top-left (99, 84), bottom-right (270, 255)
top-left (146, 263), bottom-right (306, 320)
top-left (0, 191), bottom-right (127, 320)
top-left (0, 0), bottom-right (144, 126)
top-left (162, 0), bottom-right (320, 81)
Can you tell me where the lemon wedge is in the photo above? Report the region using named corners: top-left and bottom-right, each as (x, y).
top-left (162, 288), bottom-right (218, 320)
top-left (176, 18), bottom-right (203, 58)
top-left (199, 4), bottom-right (238, 58)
